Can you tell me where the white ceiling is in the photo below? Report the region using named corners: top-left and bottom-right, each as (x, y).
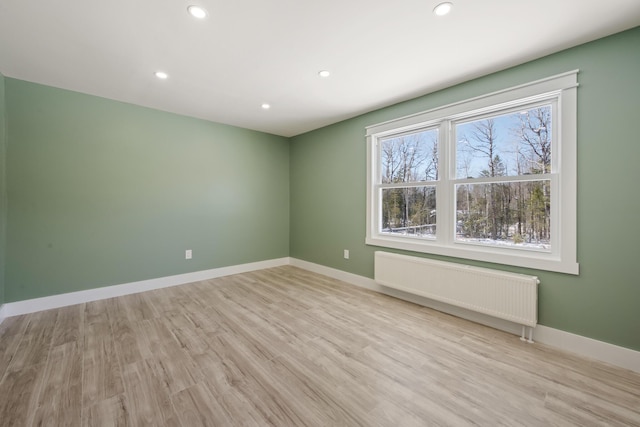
top-left (0, 1), bottom-right (639, 137)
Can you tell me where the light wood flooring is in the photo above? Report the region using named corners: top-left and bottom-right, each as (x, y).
top-left (0, 266), bottom-right (639, 426)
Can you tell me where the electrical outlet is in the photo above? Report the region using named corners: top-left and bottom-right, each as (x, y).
top-left (343, 249), bottom-right (350, 259)
top-left (185, 249), bottom-right (193, 260)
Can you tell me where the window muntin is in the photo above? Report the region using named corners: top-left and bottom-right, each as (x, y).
top-left (366, 71), bottom-right (579, 274)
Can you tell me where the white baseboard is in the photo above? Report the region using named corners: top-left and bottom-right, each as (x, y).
top-left (290, 258), bottom-right (640, 374)
top-left (1, 257), bottom-right (290, 319)
top-left (291, 258), bottom-right (377, 290)
top-left (534, 325), bottom-right (640, 373)
top-left (0, 303), bottom-right (6, 325)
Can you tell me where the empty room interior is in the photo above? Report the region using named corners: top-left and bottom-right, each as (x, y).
top-left (1, 0), bottom-right (639, 425)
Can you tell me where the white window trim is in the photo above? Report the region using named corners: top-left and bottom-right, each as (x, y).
top-left (366, 71), bottom-right (579, 275)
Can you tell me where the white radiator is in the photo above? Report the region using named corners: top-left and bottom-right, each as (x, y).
top-left (374, 251), bottom-right (539, 341)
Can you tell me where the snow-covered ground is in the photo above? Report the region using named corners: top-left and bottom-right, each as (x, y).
top-left (381, 230), bottom-right (550, 250)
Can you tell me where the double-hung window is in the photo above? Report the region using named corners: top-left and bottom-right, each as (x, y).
top-left (366, 71), bottom-right (579, 274)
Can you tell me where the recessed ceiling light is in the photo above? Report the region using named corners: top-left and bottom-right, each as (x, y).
top-left (261, 103), bottom-right (271, 110)
top-left (187, 5), bottom-right (208, 19)
top-left (318, 70), bottom-right (331, 78)
top-left (433, 2), bottom-right (453, 16)
top-left (155, 71), bottom-right (168, 79)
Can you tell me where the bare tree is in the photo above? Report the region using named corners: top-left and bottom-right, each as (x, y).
top-left (516, 107), bottom-right (552, 173)
top-left (460, 119), bottom-right (502, 239)
top-left (516, 107), bottom-right (552, 241)
top-left (381, 134), bottom-right (431, 229)
top-left (382, 137), bottom-right (410, 229)
top-left (463, 119), bottom-right (500, 177)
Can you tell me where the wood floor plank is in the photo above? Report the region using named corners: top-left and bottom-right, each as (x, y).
top-left (163, 311), bottom-right (212, 356)
top-left (0, 362), bottom-right (47, 426)
top-left (31, 341), bottom-right (83, 427)
top-left (83, 394), bottom-right (131, 427)
top-left (190, 341), bottom-right (240, 397)
top-left (0, 314), bottom-right (30, 381)
top-left (106, 292), bottom-right (157, 324)
top-left (215, 332), bottom-right (360, 427)
top-left (83, 321), bottom-right (125, 408)
top-left (263, 352), bottom-right (375, 426)
top-left (6, 309), bottom-right (58, 372)
top-left (109, 316), bottom-right (144, 366)
top-left (204, 383), bottom-right (275, 427)
top-left (298, 335), bottom-right (482, 426)
top-left (84, 299), bottom-right (111, 326)
top-left (171, 382), bottom-right (233, 426)
top-left (134, 317), bottom-right (183, 360)
top-left (51, 303), bottom-right (85, 347)
top-left (544, 388), bottom-right (640, 426)
top-left (146, 348), bottom-right (204, 396)
top-left (0, 265), bottom-right (639, 426)
top-left (121, 359), bottom-right (181, 427)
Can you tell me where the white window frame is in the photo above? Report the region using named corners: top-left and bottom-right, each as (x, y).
top-left (366, 71), bottom-right (579, 275)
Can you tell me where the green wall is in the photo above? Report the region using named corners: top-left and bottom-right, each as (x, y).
top-left (290, 27), bottom-right (640, 351)
top-left (5, 79), bottom-right (290, 302)
top-left (0, 72), bottom-right (6, 305)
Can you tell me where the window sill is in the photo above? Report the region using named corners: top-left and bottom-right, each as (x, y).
top-left (366, 235), bottom-right (579, 275)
